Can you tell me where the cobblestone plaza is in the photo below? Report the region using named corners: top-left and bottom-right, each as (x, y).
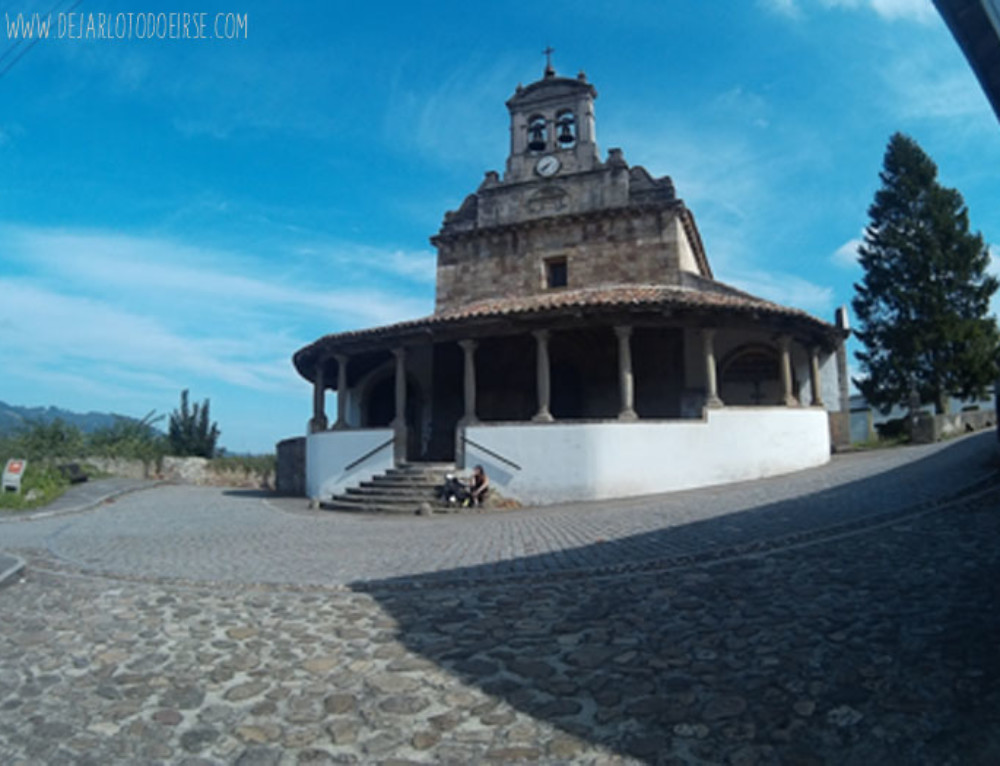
top-left (1, 432), bottom-right (998, 764)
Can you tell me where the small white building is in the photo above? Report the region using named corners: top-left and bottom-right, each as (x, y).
top-left (290, 61), bottom-right (850, 506)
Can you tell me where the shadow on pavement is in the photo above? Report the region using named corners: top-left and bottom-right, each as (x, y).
top-left (221, 488), bottom-right (278, 499)
top-left (361, 432), bottom-right (998, 589)
top-left (357, 432), bottom-right (1000, 763)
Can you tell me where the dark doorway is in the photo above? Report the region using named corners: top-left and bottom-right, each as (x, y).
top-left (426, 343), bottom-right (463, 462)
top-left (363, 375), bottom-right (424, 460)
top-left (477, 335), bottom-right (536, 421)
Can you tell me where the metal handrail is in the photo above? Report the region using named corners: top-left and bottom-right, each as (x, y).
top-left (461, 436), bottom-right (522, 471)
top-left (342, 438), bottom-right (394, 472)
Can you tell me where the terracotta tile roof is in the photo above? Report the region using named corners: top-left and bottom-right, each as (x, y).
top-left (432, 283), bottom-right (814, 322)
top-left (295, 281), bottom-right (838, 367)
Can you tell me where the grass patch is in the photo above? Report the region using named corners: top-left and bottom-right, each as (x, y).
top-left (0, 464), bottom-right (70, 511)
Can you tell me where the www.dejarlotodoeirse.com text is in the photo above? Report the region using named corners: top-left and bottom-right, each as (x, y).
top-left (4, 11), bottom-right (248, 40)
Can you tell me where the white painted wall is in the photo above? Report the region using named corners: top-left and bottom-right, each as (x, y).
top-left (306, 428), bottom-right (395, 499)
top-left (464, 407), bottom-right (830, 504)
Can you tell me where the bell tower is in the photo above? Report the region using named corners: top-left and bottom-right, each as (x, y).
top-left (432, 55), bottom-right (710, 314)
top-left (504, 51), bottom-right (600, 183)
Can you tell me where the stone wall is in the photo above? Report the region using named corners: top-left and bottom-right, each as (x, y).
top-left (86, 456), bottom-right (275, 489)
top-left (276, 437), bottom-right (306, 496)
top-left (909, 409), bottom-right (997, 444)
top-left (85, 457), bottom-right (152, 480)
top-left (828, 411), bottom-right (851, 452)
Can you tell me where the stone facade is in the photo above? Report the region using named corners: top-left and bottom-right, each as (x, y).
top-left (435, 202), bottom-right (703, 312)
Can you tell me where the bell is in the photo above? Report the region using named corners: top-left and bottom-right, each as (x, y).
top-left (528, 123), bottom-right (546, 152)
top-left (557, 118), bottom-right (575, 145)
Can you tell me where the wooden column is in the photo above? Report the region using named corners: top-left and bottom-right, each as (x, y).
top-left (615, 325), bottom-right (638, 420)
top-left (333, 354), bottom-right (349, 429)
top-left (310, 359), bottom-right (328, 433)
top-left (779, 335), bottom-right (796, 407)
top-left (809, 347), bottom-right (824, 408)
top-left (702, 329), bottom-right (723, 408)
top-left (391, 348), bottom-right (407, 463)
top-left (459, 340), bottom-right (478, 424)
top-left (392, 347), bottom-right (407, 428)
top-left (532, 330), bottom-right (554, 422)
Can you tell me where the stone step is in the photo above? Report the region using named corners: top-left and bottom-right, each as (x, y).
top-left (394, 462), bottom-right (456, 471)
top-left (346, 491), bottom-right (438, 502)
top-left (320, 498), bottom-right (423, 515)
top-left (321, 496), bottom-right (468, 515)
top-left (381, 469), bottom-right (455, 482)
top-left (342, 488), bottom-right (438, 503)
top-left (362, 475), bottom-right (448, 487)
top-left (388, 463), bottom-right (454, 473)
top-left (324, 463), bottom-right (458, 515)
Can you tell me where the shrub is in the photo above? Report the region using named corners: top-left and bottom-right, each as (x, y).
top-left (0, 462), bottom-right (69, 510)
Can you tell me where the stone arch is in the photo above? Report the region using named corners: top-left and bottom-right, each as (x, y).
top-left (527, 114), bottom-right (548, 152)
top-left (720, 343), bottom-right (793, 406)
top-left (555, 109), bottom-right (576, 147)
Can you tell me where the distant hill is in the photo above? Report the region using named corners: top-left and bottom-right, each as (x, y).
top-left (0, 401), bottom-right (140, 435)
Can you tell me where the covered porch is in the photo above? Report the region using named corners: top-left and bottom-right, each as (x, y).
top-left (294, 286), bottom-right (845, 504)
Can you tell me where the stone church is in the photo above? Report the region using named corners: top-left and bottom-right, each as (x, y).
top-left (291, 60), bottom-right (850, 504)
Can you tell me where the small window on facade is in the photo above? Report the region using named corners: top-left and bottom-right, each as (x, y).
top-left (546, 257), bottom-right (568, 289)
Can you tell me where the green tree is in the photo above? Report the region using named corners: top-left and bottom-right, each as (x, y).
top-left (168, 390), bottom-right (220, 458)
top-left (10, 419), bottom-right (85, 463)
top-left (852, 132), bottom-right (999, 414)
top-left (89, 411), bottom-right (166, 467)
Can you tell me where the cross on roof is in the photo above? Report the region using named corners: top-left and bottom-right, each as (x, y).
top-left (543, 46), bottom-right (555, 76)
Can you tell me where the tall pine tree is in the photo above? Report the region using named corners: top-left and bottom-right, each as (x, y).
top-left (853, 133), bottom-right (998, 414)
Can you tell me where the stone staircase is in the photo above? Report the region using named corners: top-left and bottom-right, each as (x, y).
top-left (320, 463), bottom-right (457, 514)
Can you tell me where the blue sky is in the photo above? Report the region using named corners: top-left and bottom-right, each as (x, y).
top-left (1, 0), bottom-right (998, 453)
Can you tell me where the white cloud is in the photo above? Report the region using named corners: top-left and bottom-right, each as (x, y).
top-left (760, 0), bottom-right (802, 18)
top-left (883, 58), bottom-right (992, 123)
top-left (608, 119), bottom-right (769, 229)
top-left (2, 224), bottom-right (432, 329)
top-left (710, 87), bottom-right (772, 130)
top-left (726, 269), bottom-right (836, 316)
top-left (382, 53), bottom-right (523, 168)
top-left (764, 0), bottom-right (937, 22)
top-left (313, 244), bottom-right (437, 286)
top-left (0, 281), bottom-right (293, 391)
top-left (821, 0), bottom-right (937, 23)
top-left (0, 222), bottom-right (437, 431)
top-left (832, 236), bottom-right (863, 268)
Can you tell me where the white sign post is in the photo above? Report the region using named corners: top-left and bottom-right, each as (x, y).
top-left (2, 459), bottom-right (27, 494)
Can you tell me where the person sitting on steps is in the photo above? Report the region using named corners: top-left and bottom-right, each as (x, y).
top-left (470, 464), bottom-right (489, 507)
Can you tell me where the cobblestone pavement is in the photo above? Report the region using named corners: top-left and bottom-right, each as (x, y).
top-left (1, 433), bottom-right (996, 588)
top-left (0, 433), bottom-right (998, 764)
